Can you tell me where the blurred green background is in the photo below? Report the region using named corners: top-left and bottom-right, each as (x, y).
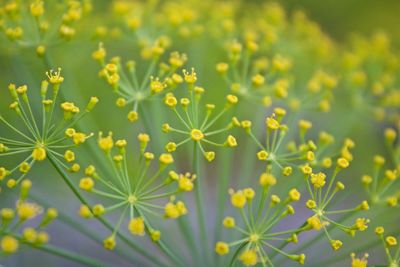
top-left (281, 0), bottom-right (400, 45)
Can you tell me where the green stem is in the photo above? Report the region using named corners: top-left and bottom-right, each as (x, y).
top-left (47, 154), bottom-right (170, 267)
top-left (35, 243), bottom-right (111, 267)
top-left (193, 142), bottom-right (210, 266)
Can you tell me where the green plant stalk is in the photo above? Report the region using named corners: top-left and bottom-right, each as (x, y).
top-left (214, 106), bottom-right (237, 246)
top-left (229, 242), bottom-right (248, 267)
top-left (177, 216), bottom-right (199, 264)
top-left (35, 243), bottom-right (112, 267)
top-left (30, 193), bottom-right (147, 266)
top-left (193, 142), bottom-right (210, 266)
top-left (135, 208), bottom-right (185, 267)
top-left (47, 154), bottom-right (171, 267)
top-left (214, 148), bottom-right (233, 264)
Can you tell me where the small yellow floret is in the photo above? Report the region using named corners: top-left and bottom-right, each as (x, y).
top-left (215, 242), bottom-right (229, 255)
top-left (103, 235), bottom-right (116, 250)
top-left (32, 146), bottom-right (47, 161)
top-left (190, 129), bottom-right (204, 141)
top-left (79, 177), bottom-right (94, 191)
top-left (1, 236), bottom-right (19, 254)
top-left (223, 217), bottom-right (235, 228)
top-left (230, 190), bottom-right (247, 208)
top-left (239, 249), bottom-right (258, 266)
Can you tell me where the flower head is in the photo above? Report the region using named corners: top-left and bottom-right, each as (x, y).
top-left (0, 71), bottom-right (95, 189)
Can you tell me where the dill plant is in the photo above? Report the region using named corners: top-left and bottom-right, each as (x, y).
top-left (0, 1), bottom-right (399, 267)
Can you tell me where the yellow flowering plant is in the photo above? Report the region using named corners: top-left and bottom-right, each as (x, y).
top-left (0, 69), bottom-right (96, 190)
top-left (0, 0), bottom-right (399, 266)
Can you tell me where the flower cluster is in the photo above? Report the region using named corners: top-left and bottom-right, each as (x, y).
top-left (361, 153), bottom-right (399, 207)
top-left (0, 0), bottom-right (91, 56)
top-left (303, 157), bottom-right (370, 251)
top-left (0, 69), bottom-right (97, 191)
top-left (92, 41), bottom-right (187, 122)
top-left (77, 132), bottom-right (193, 249)
top-left (162, 68), bottom-right (239, 161)
top-left (0, 180), bottom-right (57, 255)
top-left (375, 226), bottom-right (399, 267)
top-left (216, 185), bottom-right (306, 266)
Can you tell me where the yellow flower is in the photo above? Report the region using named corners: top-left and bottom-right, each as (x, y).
top-left (288, 188), bottom-right (301, 201)
top-left (138, 134), bottom-right (150, 143)
top-left (375, 226), bottom-right (385, 236)
top-left (306, 151), bottom-right (315, 161)
top-left (330, 240), bottom-right (343, 250)
top-left (178, 175), bottom-right (194, 192)
top-left (283, 166), bottom-right (292, 176)
top-left (239, 249), bottom-right (258, 266)
top-left (183, 68), bottom-right (197, 84)
top-left (215, 242), bottom-right (229, 255)
top-left (64, 150), bottom-right (75, 162)
top-left (17, 202), bottom-right (39, 220)
top-left (252, 74), bottom-right (265, 87)
top-left (306, 200), bottom-right (317, 209)
top-left (216, 63), bottom-right (229, 74)
top-left (301, 165), bottom-right (313, 175)
top-left (129, 217), bottom-right (145, 236)
top-left (23, 227), bottom-right (38, 243)
top-left (164, 201), bottom-right (187, 218)
top-left (205, 151), bottom-right (215, 162)
top-left (165, 94), bottom-right (178, 108)
top-left (150, 230), bottom-right (161, 242)
top-left (290, 254), bottom-right (306, 265)
top-left (307, 216), bottom-right (322, 230)
top-left (299, 120), bottom-right (312, 130)
top-left (386, 236), bottom-right (397, 246)
top-left (46, 68), bottom-right (64, 84)
top-left (19, 162), bottom-right (30, 173)
top-left (226, 135), bottom-right (237, 147)
top-left (165, 142), bottom-right (177, 152)
top-left (226, 94), bottom-right (238, 105)
top-left (98, 132), bottom-right (114, 152)
top-left (230, 190), bottom-right (247, 208)
top-left (354, 218), bottom-right (369, 231)
top-left (71, 132), bottom-right (87, 145)
top-left (79, 177), bottom-right (94, 191)
top-left (259, 173), bottom-right (276, 186)
top-left (32, 146), bottom-right (47, 161)
top-left (266, 116), bottom-right (280, 130)
top-left (243, 188), bottom-right (255, 200)
top-left (190, 129), bottom-right (204, 141)
top-left (223, 217), bottom-right (235, 228)
top-left (164, 202), bottom-right (180, 218)
top-left (257, 150), bottom-right (269, 161)
top-left (159, 153), bottom-right (174, 165)
top-left (351, 253), bottom-right (368, 267)
top-left (310, 172), bottom-right (326, 188)
top-left (30, 1), bottom-right (44, 17)
top-left (337, 157), bottom-right (349, 169)
top-left (373, 155), bottom-right (385, 166)
top-left (103, 236), bottom-right (116, 250)
top-left (241, 120), bottom-right (252, 130)
top-left (92, 204), bottom-right (105, 216)
top-left (127, 111), bottom-right (138, 122)
top-left (385, 170), bottom-right (397, 181)
top-left (1, 236), bottom-right (19, 254)
top-left (385, 128), bottom-right (397, 143)
top-left (150, 77), bottom-right (167, 94)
